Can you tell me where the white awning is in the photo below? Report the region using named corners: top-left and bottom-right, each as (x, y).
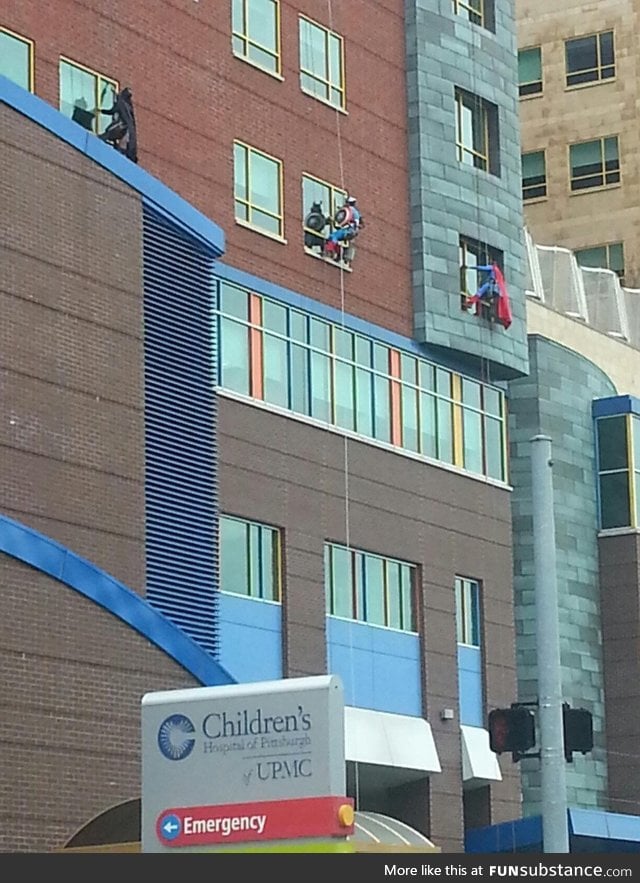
top-left (461, 724), bottom-right (502, 788)
top-left (345, 706), bottom-right (441, 780)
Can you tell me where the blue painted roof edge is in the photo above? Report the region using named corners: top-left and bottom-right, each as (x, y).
top-left (593, 395), bottom-right (639, 418)
top-left (0, 512), bottom-right (236, 687)
top-left (1, 75), bottom-right (225, 259)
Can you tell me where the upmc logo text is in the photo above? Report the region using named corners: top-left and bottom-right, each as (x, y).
top-left (156, 704), bottom-right (313, 761)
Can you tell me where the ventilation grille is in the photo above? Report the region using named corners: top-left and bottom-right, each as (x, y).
top-left (142, 206), bottom-right (219, 656)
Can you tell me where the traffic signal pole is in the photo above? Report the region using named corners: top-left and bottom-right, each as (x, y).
top-left (530, 435), bottom-right (569, 853)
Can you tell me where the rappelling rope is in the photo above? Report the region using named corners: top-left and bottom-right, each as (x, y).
top-left (326, 0), bottom-right (358, 811)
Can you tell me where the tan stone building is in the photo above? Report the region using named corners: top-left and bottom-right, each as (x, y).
top-left (516, 0), bottom-right (640, 286)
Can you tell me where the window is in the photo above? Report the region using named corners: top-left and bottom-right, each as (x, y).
top-left (1, 27), bottom-right (34, 91)
top-left (459, 235), bottom-right (503, 300)
top-left (232, 0), bottom-right (281, 76)
top-left (325, 543), bottom-right (415, 631)
top-left (302, 174), bottom-right (346, 254)
top-left (570, 136), bottom-right (620, 192)
top-left (299, 16), bottom-right (345, 110)
top-left (220, 515), bottom-right (281, 600)
top-left (522, 150), bottom-right (547, 200)
top-left (233, 141), bottom-right (284, 238)
top-left (455, 89), bottom-right (499, 174)
top-left (59, 58), bottom-right (118, 135)
top-left (565, 31), bottom-right (615, 87)
top-left (596, 416), bottom-right (632, 529)
top-left (455, 577), bottom-right (481, 646)
top-left (518, 47), bottom-right (542, 97)
top-left (575, 242), bottom-right (624, 278)
top-left (452, 0), bottom-right (486, 28)
top-left (215, 279), bottom-right (509, 481)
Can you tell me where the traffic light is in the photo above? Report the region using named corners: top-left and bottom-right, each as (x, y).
top-left (488, 705), bottom-right (536, 758)
top-left (563, 704), bottom-right (593, 762)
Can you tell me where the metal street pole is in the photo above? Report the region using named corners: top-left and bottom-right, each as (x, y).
top-left (530, 435), bottom-right (569, 853)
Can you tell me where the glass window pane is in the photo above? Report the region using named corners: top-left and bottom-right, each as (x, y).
top-left (290, 344), bottom-right (310, 415)
top-left (522, 150), bottom-right (545, 180)
top-left (250, 152), bottom-right (280, 214)
top-left (1, 31), bottom-right (31, 90)
top-left (597, 415), bottom-right (628, 471)
top-left (463, 409), bottom-right (483, 473)
top-left (387, 562), bottom-right (402, 629)
top-left (600, 472), bottom-right (631, 529)
top-left (335, 360), bottom-right (355, 431)
top-left (262, 300), bottom-right (287, 333)
top-left (419, 361), bottom-right (435, 391)
top-left (263, 333), bottom-right (289, 408)
top-left (484, 386), bottom-right (501, 417)
top-left (401, 385), bottom-right (419, 452)
top-left (566, 36), bottom-right (597, 74)
top-left (221, 517), bottom-right (249, 596)
top-left (219, 317), bottom-right (250, 394)
top-left (470, 582), bottom-right (480, 646)
top-left (604, 137), bottom-right (619, 165)
top-left (437, 399), bottom-right (453, 463)
top-left (249, 523), bottom-right (261, 597)
top-left (462, 378), bottom-right (481, 408)
top-left (400, 354), bottom-right (418, 384)
top-left (518, 47), bottom-right (541, 84)
top-left (485, 416), bottom-right (504, 480)
top-left (571, 140), bottom-right (601, 171)
top-left (60, 61), bottom-right (97, 131)
top-left (219, 282), bottom-right (249, 319)
top-left (248, 0), bottom-right (277, 51)
top-left (455, 578), bottom-right (464, 643)
top-left (400, 566), bottom-right (414, 631)
top-left (310, 318), bottom-right (330, 350)
top-left (354, 553), bottom-right (365, 621)
top-left (436, 368), bottom-right (451, 397)
top-left (600, 31), bottom-right (615, 67)
top-left (300, 19), bottom-right (324, 78)
top-left (373, 343), bottom-right (389, 373)
top-left (355, 368), bottom-right (373, 437)
top-left (334, 328), bottom-right (354, 360)
top-left (609, 242), bottom-right (624, 274)
top-left (355, 336), bottom-right (372, 367)
top-left (311, 351), bottom-right (332, 422)
top-left (420, 392), bottom-right (437, 458)
top-left (290, 310), bottom-right (307, 342)
top-left (364, 555), bottom-right (385, 626)
top-left (260, 527), bottom-right (278, 601)
top-left (234, 144), bottom-right (247, 200)
top-left (575, 246), bottom-right (607, 269)
top-left (330, 545), bottom-right (352, 618)
top-left (374, 375), bottom-right (391, 442)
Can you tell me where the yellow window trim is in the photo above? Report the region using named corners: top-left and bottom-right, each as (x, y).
top-left (1, 25), bottom-right (35, 92)
top-left (232, 0), bottom-right (282, 77)
top-left (299, 13), bottom-right (346, 110)
top-left (233, 140), bottom-right (284, 239)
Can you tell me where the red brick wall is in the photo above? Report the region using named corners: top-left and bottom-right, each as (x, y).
top-left (2, 0), bottom-right (413, 335)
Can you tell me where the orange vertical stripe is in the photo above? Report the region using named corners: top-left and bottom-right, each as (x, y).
top-left (390, 349), bottom-right (402, 446)
top-left (249, 294), bottom-right (263, 400)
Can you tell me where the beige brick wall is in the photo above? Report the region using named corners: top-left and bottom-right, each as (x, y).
top-left (517, 0), bottom-right (640, 285)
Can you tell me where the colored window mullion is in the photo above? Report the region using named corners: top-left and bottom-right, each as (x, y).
top-left (452, 374), bottom-right (464, 466)
top-left (249, 293), bottom-right (264, 399)
top-left (389, 349), bottom-right (402, 446)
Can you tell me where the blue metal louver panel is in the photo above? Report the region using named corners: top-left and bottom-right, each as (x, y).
top-left (142, 205), bottom-right (219, 657)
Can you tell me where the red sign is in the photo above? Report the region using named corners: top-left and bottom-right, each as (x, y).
top-left (156, 795), bottom-right (355, 847)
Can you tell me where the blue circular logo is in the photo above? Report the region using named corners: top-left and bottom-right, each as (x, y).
top-left (157, 713), bottom-right (196, 761)
top-left (158, 813), bottom-right (182, 841)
